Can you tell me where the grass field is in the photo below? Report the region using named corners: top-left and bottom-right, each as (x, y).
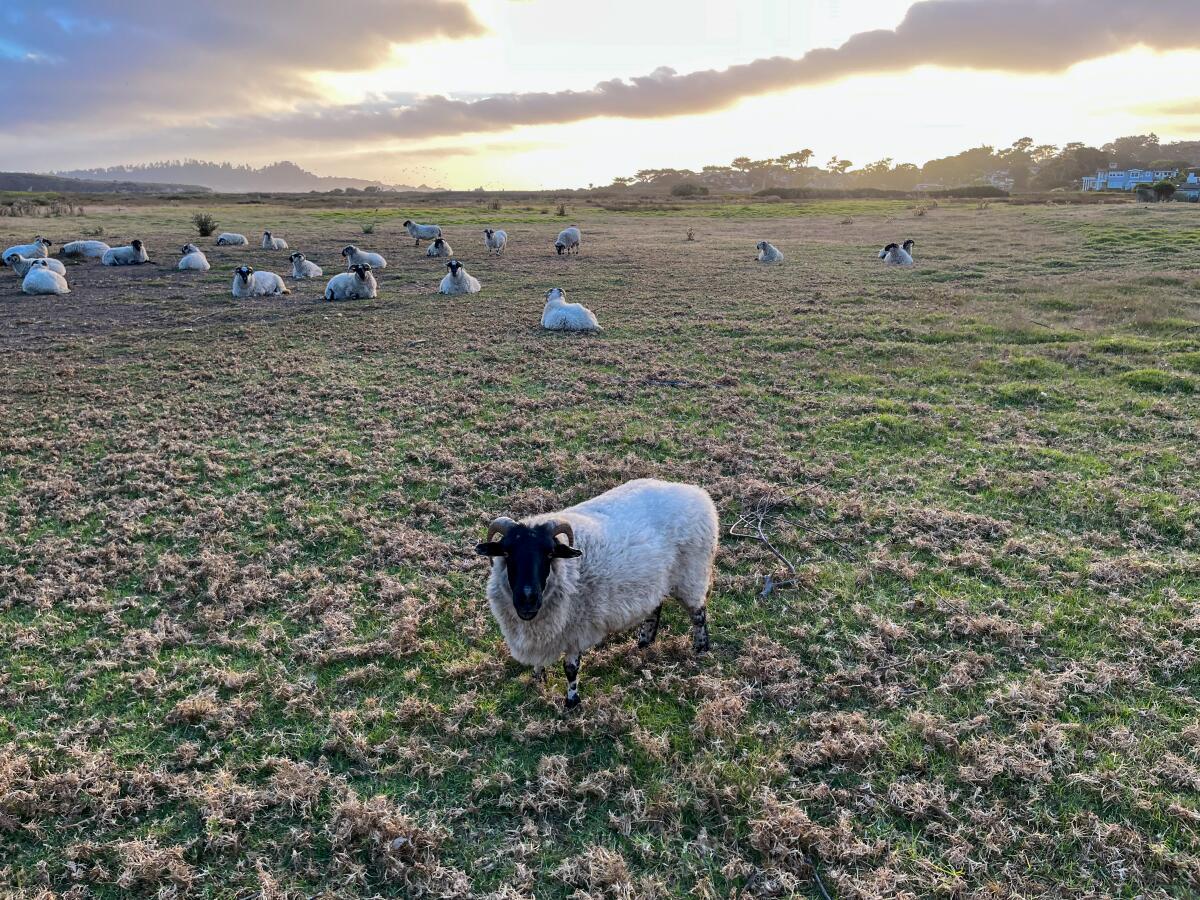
top-left (2, 197), bottom-right (1199, 898)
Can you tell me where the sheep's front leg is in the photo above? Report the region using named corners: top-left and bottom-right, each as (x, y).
top-left (637, 604), bottom-right (663, 648)
top-left (563, 652), bottom-right (583, 709)
top-left (691, 605), bottom-right (710, 653)
top-left (532, 665), bottom-right (546, 684)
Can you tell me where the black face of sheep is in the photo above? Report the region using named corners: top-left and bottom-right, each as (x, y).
top-left (290, 252), bottom-right (301, 262)
top-left (903, 239), bottom-right (915, 249)
top-left (555, 242), bottom-right (566, 255)
top-left (447, 260), bottom-right (462, 275)
top-left (353, 264), bottom-right (371, 280)
top-left (131, 240), bottom-right (143, 250)
top-left (883, 243), bottom-right (898, 252)
top-left (341, 246), bottom-right (354, 257)
top-left (235, 266), bottom-right (253, 282)
top-left (476, 522), bottom-right (581, 621)
top-left (403, 220), bottom-right (413, 227)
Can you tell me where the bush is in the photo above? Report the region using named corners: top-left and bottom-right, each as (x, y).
top-left (670, 182), bottom-right (709, 197)
top-left (1119, 368), bottom-right (1195, 394)
top-left (361, 221), bottom-right (376, 235)
top-left (555, 203), bottom-right (567, 217)
top-left (754, 185), bottom-right (1008, 200)
top-left (191, 212), bottom-right (218, 236)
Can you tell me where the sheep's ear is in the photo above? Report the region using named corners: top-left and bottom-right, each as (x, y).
top-left (476, 542), bottom-right (505, 558)
top-left (552, 544), bottom-right (582, 559)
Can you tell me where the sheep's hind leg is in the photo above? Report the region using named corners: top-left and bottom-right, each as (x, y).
top-left (563, 652), bottom-right (583, 709)
top-left (637, 604), bottom-right (663, 648)
top-left (690, 605), bottom-right (710, 653)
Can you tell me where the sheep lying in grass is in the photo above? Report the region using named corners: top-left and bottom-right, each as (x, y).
top-left (541, 287), bottom-right (600, 332)
top-left (60, 240), bottom-right (110, 259)
top-left (341, 244), bottom-right (387, 270)
top-left (4, 253), bottom-right (66, 277)
top-left (3, 236), bottom-right (51, 263)
top-left (756, 241), bottom-right (784, 263)
top-left (216, 233), bottom-right (248, 246)
top-left (476, 478), bottom-right (718, 708)
top-left (231, 265), bottom-right (290, 298)
top-left (554, 226), bottom-right (581, 255)
top-left (102, 240), bottom-right (150, 266)
top-left (879, 239), bottom-right (915, 266)
top-left (289, 252), bottom-right (323, 279)
top-left (484, 228), bottom-right (507, 255)
top-left (262, 230), bottom-right (289, 250)
top-left (438, 259), bottom-right (481, 295)
top-left (426, 237), bottom-right (453, 258)
top-left (178, 244), bottom-right (210, 271)
top-left (22, 259), bottom-right (70, 295)
top-left (403, 219), bottom-right (441, 247)
top-left (324, 263), bottom-right (377, 301)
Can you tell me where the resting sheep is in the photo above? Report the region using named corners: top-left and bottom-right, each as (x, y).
top-left (476, 478), bottom-right (718, 708)
top-left (216, 233), bottom-right (248, 246)
top-left (756, 241), bottom-right (784, 263)
top-left (102, 240), bottom-right (150, 266)
top-left (403, 219), bottom-right (441, 247)
top-left (879, 239), bottom-right (915, 266)
top-left (484, 228), bottom-right (507, 255)
top-left (554, 226), bottom-right (581, 255)
top-left (426, 237), bottom-right (453, 258)
top-left (323, 263), bottom-right (377, 301)
top-left (541, 287), bottom-right (600, 333)
top-left (60, 240), bottom-right (110, 259)
top-left (289, 252), bottom-right (323, 279)
top-left (231, 265), bottom-right (290, 298)
top-left (4, 253), bottom-right (66, 277)
top-left (341, 244), bottom-right (387, 270)
top-left (262, 230), bottom-right (289, 250)
top-left (3, 236), bottom-right (51, 263)
top-left (178, 244), bottom-right (211, 271)
top-left (438, 259), bottom-right (481, 295)
top-left (22, 259), bottom-right (70, 295)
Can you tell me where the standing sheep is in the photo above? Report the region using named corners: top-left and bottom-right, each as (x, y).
top-left (438, 259), bottom-right (481, 295)
top-left (541, 287), bottom-right (601, 332)
top-left (60, 240), bottom-right (110, 259)
top-left (3, 237), bottom-right (51, 264)
top-left (178, 244), bottom-right (211, 271)
top-left (484, 228), bottom-right (507, 255)
top-left (756, 241), bottom-right (784, 263)
top-left (403, 220), bottom-right (442, 247)
top-left (426, 237), bottom-right (453, 258)
top-left (262, 230), bottom-right (289, 251)
top-left (22, 259), bottom-right (70, 295)
top-left (231, 265), bottom-right (290, 298)
top-left (475, 478), bottom-right (719, 708)
top-left (216, 233), bottom-right (248, 246)
top-left (323, 263), bottom-right (377, 301)
top-left (341, 244), bottom-right (387, 270)
top-left (4, 253), bottom-right (66, 277)
top-left (102, 240), bottom-right (150, 266)
top-left (289, 252), bottom-right (323, 279)
top-left (554, 226), bottom-right (581, 255)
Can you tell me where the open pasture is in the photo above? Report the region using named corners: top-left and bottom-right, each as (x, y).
top-left (2, 198), bottom-right (1199, 898)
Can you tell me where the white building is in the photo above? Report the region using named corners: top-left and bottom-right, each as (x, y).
top-left (1082, 165), bottom-right (1179, 191)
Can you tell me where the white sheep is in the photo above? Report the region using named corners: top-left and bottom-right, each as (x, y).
top-left (262, 230), bottom-right (289, 250)
top-left (541, 287), bottom-right (601, 333)
top-left (425, 237), bottom-right (453, 258)
top-left (438, 259), bottom-right (481, 295)
top-left (21, 259), bottom-right (70, 295)
top-left (554, 226), bottom-right (581, 255)
top-left (178, 243), bottom-right (211, 271)
top-left (341, 244), bottom-right (387, 270)
top-left (323, 263), bottom-right (378, 301)
top-left (4, 253), bottom-right (66, 277)
top-left (484, 228), bottom-right (507, 255)
top-left (102, 240), bottom-right (150, 266)
top-left (231, 265), bottom-right (290, 298)
top-left (476, 478), bottom-right (718, 707)
top-left (756, 241), bottom-right (784, 263)
top-left (289, 252), bottom-right (323, 279)
top-left (215, 233), bottom-right (248, 246)
top-left (3, 236), bottom-right (51, 263)
top-left (60, 240), bottom-right (110, 259)
top-left (403, 219), bottom-right (442, 246)
top-left (879, 239), bottom-right (915, 266)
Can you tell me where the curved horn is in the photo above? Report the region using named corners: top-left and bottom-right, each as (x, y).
top-left (486, 516), bottom-right (517, 544)
top-left (551, 521), bottom-right (574, 547)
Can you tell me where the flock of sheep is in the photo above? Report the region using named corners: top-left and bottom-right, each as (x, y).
top-left (1, 216), bottom-right (918, 706)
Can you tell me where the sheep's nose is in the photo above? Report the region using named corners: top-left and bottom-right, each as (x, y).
top-left (522, 585), bottom-right (534, 600)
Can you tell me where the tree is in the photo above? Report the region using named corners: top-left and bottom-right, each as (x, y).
top-left (827, 157), bottom-right (853, 176)
top-left (1152, 180), bottom-right (1176, 202)
top-left (777, 149), bottom-right (814, 170)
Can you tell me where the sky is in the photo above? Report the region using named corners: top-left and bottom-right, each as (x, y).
top-left (2, 0), bottom-right (1199, 189)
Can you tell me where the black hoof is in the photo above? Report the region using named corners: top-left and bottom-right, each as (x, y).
top-left (694, 636), bottom-right (710, 653)
top-left (637, 637), bottom-right (652, 649)
top-left (564, 694), bottom-right (581, 710)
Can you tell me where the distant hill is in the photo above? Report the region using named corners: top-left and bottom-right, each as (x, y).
top-left (0, 171), bottom-right (210, 194)
top-left (53, 160), bottom-right (438, 194)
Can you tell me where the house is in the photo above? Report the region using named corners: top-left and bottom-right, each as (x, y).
top-left (1082, 164), bottom-right (1179, 191)
top-left (1176, 171), bottom-right (1200, 202)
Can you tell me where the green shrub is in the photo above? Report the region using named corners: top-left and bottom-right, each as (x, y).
top-left (670, 182), bottom-right (709, 198)
top-left (1119, 368), bottom-right (1195, 394)
top-left (191, 212), bottom-right (218, 236)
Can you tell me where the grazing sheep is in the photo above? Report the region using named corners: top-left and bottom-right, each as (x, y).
top-left (426, 237), bottom-right (453, 258)
top-left (554, 226), bottom-right (581, 255)
top-left (541, 287), bottom-right (601, 333)
top-left (476, 478), bottom-right (718, 708)
top-left (879, 239), bottom-right (915, 266)
top-left (215, 233), bottom-right (248, 246)
top-left (438, 259), bottom-right (481, 295)
top-left (3, 236), bottom-right (51, 264)
top-left (178, 244), bottom-right (211, 271)
top-left (262, 230), bottom-right (289, 250)
top-left (21, 259), bottom-right (70, 295)
top-left (403, 219), bottom-right (442, 247)
top-left (4, 253), bottom-right (66, 277)
top-left (323, 263), bottom-right (378, 301)
top-left (60, 240), bottom-right (110, 259)
top-left (341, 244), bottom-right (387, 270)
top-left (231, 265), bottom-right (290, 298)
top-left (289, 252), bottom-right (323, 279)
top-left (484, 228), bottom-right (507, 255)
top-left (102, 240), bottom-right (150, 266)
top-left (756, 241), bottom-right (784, 263)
